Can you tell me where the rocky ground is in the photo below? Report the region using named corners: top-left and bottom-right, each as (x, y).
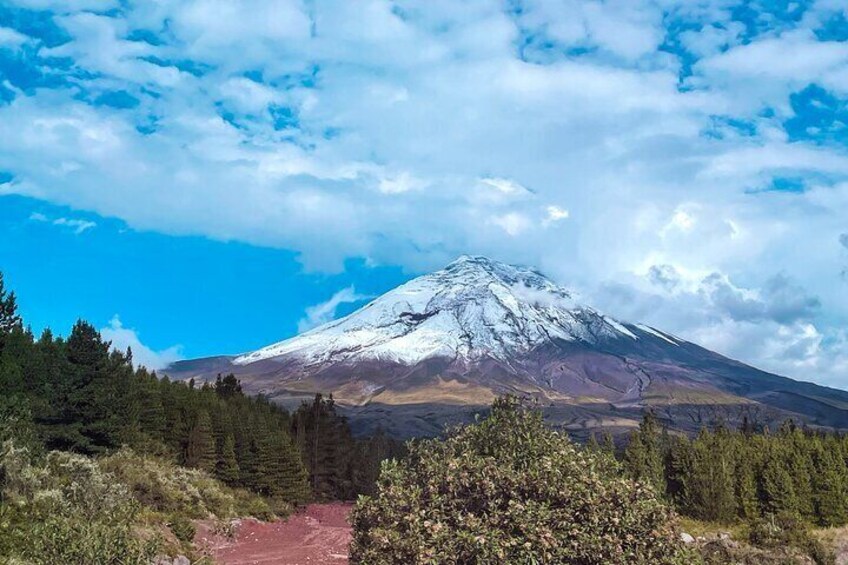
top-left (196, 503), bottom-right (353, 565)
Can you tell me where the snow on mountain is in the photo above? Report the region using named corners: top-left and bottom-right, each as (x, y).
top-left (234, 255), bottom-right (645, 367)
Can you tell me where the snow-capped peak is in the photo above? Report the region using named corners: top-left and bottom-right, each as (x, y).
top-left (234, 256), bottom-right (642, 367)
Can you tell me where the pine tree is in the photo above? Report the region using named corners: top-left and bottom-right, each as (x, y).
top-left (0, 273), bottom-right (22, 336)
top-left (160, 379), bottom-right (184, 452)
top-left (293, 394), bottom-right (357, 500)
top-left (781, 425), bottom-right (816, 519)
top-left (64, 320), bottom-right (123, 453)
top-left (686, 428), bottom-right (736, 522)
top-left (136, 370), bottom-right (166, 448)
top-left (623, 411), bottom-right (666, 495)
top-left (665, 436), bottom-right (691, 507)
top-left (215, 373), bottom-right (242, 398)
top-left (811, 436), bottom-right (848, 526)
top-left (185, 409), bottom-right (216, 471)
top-left (273, 430), bottom-right (310, 503)
top-left (217, 433), bottom-right (240, 485)
top-left (239, 434), bottom-right (263, 491)
top-left (734, 437), bottom-right (760, 520)
top-left (761, 444), bottom-right (799, 517)
top-left (601, 431), bottom-right (616, 456)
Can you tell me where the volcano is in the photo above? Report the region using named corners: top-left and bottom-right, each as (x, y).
top-left (166, 256), bottom-right (848, 437)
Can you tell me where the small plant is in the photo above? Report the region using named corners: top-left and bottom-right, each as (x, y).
top-left (213, 518), bottom-right (239, 540)
top-left (168, 514), bottom-right (197, 544)
top-left (749, 513), bottom-right (834, 565)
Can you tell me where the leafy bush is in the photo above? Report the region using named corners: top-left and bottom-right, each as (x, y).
top-left (0, 442), bottom-right (158, 564)
top-left (168, 514), bottom-right (196, 544)
top-left (0, 443), bottom-right (285, 563)
top-left (749, 513), bottom-right (834, 565)
top-left (99, 448), bottom-right (272, 520)
top-left (350, 398), bottom-right (690, 565)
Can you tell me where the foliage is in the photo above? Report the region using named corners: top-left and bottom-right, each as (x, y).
top-left (0, 275), bottom-right (310, 501)
top-left (0, 271), bottom-right (403, 561)
top-left (0, 273), bottom-right (21, 334)
top-left (351, 397), bottom-right (690, 565)
top-left (292, 394), bottom-right (406, 501)
top-left (623, 413), bottom-right (848, 529)
top-left (99, 448), bottom-right (271, 520)
top-left (0, 269), bottom-right (414, 510)
top-left (0, 442), bottom-right (159, 564)
top-left (623, 410), bottom-right (666, 494)
top-left (167, 514), bottom-right (197, 544)
top-left (748, 513), bottom-right (834, 565)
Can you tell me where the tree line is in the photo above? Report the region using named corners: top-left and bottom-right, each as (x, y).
top-left (0, 273), bottom-right (400, 503)
top-left (613, 411), bottom-right (848, 527)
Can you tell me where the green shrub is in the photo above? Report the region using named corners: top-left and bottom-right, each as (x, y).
top-left (168, 514), bottom-right (196, 544)
top-left (749, 513), bottom-right (834, 565)
top-left (350, 398), bottom-right (690, 565)
top-left (99, 448), bottom-right (268, 519)
top-left (0, 442), bottom-right (158, 564)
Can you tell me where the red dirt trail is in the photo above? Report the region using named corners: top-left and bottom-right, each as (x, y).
top-left (196, 502), bottom-right (353, 565)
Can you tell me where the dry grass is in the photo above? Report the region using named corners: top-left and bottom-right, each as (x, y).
top-left (812, 525), bottom-right (848, 564)
top-left (642, 388), bottom-right (755, 406)
top-left (678, 517), bottom-right (749, 540)
top-left (372, 377), bottom-right (498, 405)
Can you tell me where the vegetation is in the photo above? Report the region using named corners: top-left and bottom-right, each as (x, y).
top-left (620, 412), bottom-right (848, 527)
top-left (0, 441), bottom-right (158, 564)
top-left (0, 440), bottom-right (277, 563)
top-left (618, 411), bottom-right (848, 563)
top-left (351, 398), bottom-right (691, 564)
top-left (0, 271), bottom-right (407, 505)
top-left (0, 272), bottom-right (398, 562)
top-left (0, 306), bottom-right (310, 500)
top-left (291, 394), bottom-right (405, 501)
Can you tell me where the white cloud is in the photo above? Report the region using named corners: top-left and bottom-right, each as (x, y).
top-left (660, 207), bottom-right (697, 237)
top-left (0, 26), bottom-right (30, 48)
top-left (29, 212), bottom-right (96, 234)
top-left (491, 212), bottom-right (531, 237)
top-left (298, 286), bottom-right (370, 332)
top-left (479, 177), bottom-right (532, 196)
top-left (218, 76), bottom-right (281, 114)
top-left (378, 171), bottom-right (426, 194)
top-left (587, 265), bottom-right (844, 385)
top-left (6, 0), bottom-right (113, 11)
top-left (543, 205), bottom-right (570, 226)
top-left (697, 31), bottom-right (848, 85)
top-left (53, 217), bottom-right (96, 234)
top-left (3, 0), bottom-right (848, 384)
top-left (100, 315), bottom-right (183, 370)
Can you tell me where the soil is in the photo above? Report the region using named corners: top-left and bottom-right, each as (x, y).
top-left (196, 503), bottom-right (353, 565)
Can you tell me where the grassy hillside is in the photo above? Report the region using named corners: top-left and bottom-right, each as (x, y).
top-left (0, 441), bottom-right (278, 563)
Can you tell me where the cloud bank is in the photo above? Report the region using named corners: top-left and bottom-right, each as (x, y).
top-left (100, 315), bottom-right (183, 370)
top-left (2, 0), bottom-right (848, 384)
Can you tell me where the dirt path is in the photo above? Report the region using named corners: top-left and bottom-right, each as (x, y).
top-left (196, 503), bottom-right (353, 565)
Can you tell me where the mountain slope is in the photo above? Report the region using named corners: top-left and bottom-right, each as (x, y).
top-left (166, 256), bottom-right (848, 437)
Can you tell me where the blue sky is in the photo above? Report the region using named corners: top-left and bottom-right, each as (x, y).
top-left (1, 0), bottom-right (848, 386)
top-left (0, 194), bottom-right (407, 364)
